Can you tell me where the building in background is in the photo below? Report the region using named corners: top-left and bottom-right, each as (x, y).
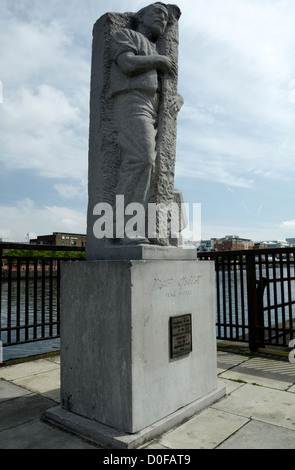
top-left (214, 235), bottom-right (254, 251)
top-left (30, 232), bottom-right (86, 247)
top-left (259, 240), bottom-right (289, 249)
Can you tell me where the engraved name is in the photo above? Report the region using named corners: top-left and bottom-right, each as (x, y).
top-left (152, 275), bottom-right (203, 297)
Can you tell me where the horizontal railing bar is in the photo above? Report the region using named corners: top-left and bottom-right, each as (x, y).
top-left (263, 302), bottom-right (295, 310)
top-left (2, 336), bottom-right (60, 347)
top-left (200, 247), bottom-right (295, 256)
top-left (1, 322), bottom-right (60, 331)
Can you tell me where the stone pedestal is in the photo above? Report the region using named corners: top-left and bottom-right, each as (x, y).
top-left (46, 251), bottom-right (225, 448)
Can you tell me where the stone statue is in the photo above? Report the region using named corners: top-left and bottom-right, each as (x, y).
top-left (86, 2), bottom-right (186, 259)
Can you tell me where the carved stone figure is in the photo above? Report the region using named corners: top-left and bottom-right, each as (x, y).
top-left (86, 3), bottom-right (185, 259)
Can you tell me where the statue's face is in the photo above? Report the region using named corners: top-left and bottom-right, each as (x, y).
top-left (141, 4), bottom-right (168, 37)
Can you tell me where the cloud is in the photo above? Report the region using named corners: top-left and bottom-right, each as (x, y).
top-left (280, 219), bottom-right (295, 229)
top-left (54, 182), bottom-right (87, 200)
top-left (0, 4), bottom-right (90, 184)
top-left (1, 20), bottom-right (71, 84)
top-left (0, 198), bottom-right (86, 241)
top-left (175, 0), bottom-right (295, 190)
top-left (0, 84), bottom-right (87, 179)
top-left (288, 79), bottom-right (295, 104)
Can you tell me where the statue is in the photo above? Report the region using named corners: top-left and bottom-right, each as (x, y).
top-left (86, 2), bottom-right (186, 259)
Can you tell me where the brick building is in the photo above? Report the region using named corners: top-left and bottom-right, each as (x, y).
top-left (214, 235), bottom-right (254, 251)
top-left (30, 232), bottom-right (86, 247)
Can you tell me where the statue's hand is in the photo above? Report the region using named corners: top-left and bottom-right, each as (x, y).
top-left (169, 93), bottom-right (184, 115)
top-left (155, 56), bottom-right (177, 77)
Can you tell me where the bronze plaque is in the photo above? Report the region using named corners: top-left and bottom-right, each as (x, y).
top-left (170, 314), bottom-right (192, 358)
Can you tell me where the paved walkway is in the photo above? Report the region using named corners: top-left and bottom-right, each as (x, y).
top-left (0, 349), bottom-right (295, 449)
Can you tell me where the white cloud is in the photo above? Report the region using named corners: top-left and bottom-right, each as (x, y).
top-left (288, 79), bottom-right (295, 104)
top-left (0, 84), bottom-right (87, 179)
top-left (0, 20), bottom-right (72, 84)
top-left (0, 198), bottom-right (86, 242)
top-left (176, 0), bottom-right (295, 189)
top-left (280, 219), bottom-right (295, 229)
top-left (54, 182), bottom-right (87, 200)
top-left (0, 5), bottom-right (90, 183)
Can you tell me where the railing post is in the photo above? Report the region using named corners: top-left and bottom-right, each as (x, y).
top-left (246, 254), bottom-right (258, 352)
top-left (246, 255), bottom-right (268, 352)
top-left (256, 277), bottom-right (268, 349)
top-left (0, 244), bottom-right (2, 345)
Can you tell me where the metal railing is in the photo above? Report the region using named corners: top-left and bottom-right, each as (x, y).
top-left (199, 247), bottom-right (295, 351)
top-left (1, 242), bottom-right (294, 355)
top-left (0, 243), bottom-right (84, 349)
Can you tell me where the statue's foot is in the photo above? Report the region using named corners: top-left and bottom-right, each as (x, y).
top-left (149, 238), bottom-right (170, 246)
top-left (123, 235), bottom-right (150, 245)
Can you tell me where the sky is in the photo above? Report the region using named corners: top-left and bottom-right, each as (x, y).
top-left (1, 0), bottom-right (295, 243)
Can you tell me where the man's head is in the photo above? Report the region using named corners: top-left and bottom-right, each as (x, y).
top-left (135, 3), bottom-right (169, 39)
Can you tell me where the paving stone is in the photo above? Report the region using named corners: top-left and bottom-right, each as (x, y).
top-left (217, 351), bottom-right (250, 374)
top-left (0, 379), bottom-right (31, 402)
top-left (0, 418), bottom-right (99, 449)
top-left (214, 383), bottom-right (295, 430)
top-left (218, 419), bottom-right (295, 449)
top-left (14, 368), bottom-right (60, 402)
top-left (219, 356), bottom-right (295, 390)
top-left (0, 394), bottom-right (56, 431)
top-left (150, 408), bottom-right (249, 449)
top-left (1, 352), bottom-right (295, 449)
top-left (0, 359), bottom-right (59, 381)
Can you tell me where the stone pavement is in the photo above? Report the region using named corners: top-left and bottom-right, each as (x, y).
top-left (0, 349), bottom-right (295, 449)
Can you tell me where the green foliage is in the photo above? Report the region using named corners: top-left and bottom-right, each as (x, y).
top-left (2, 248), bottom-right (85, 260)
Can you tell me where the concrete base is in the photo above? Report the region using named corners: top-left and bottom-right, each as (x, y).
top-left (46, 257), bottom-right (223, 446)
top-left (86, 244), bottom-right (197, 261)
top-left (45, 387), bottom-right (225, 449)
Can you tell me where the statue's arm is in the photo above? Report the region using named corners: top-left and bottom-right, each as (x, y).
top-left (117, 51), bottom-right (177, 77)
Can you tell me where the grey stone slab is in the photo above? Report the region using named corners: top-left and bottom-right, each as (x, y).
top-left (0, 418), bottom-right (99, 449)
top-left (217, 351), bottom-right (250, 374)
top-left (219, 356), bottom-right (295, 390)
top-left (0, 379), bottom-right (31, 402)
top-left (47, 355), bottom-right (60, 365)
top-left (0, 358), bottom-right (59, 381)
top-left (217, 377), bottom-right (245, 395)
top-left (0, 394), bottom-right (56, 431)
top-left (149, 408), bottom-right (249, 449)
top-left (218, 419), bottom-right (295, 449)
top-left (94, 245), bottom-right (197, 260)
top-left (45, 387), bottom-right (226, 449)
top-left (214, 383), bottom-right (295, 430)
top-left (14, 368), bottom-right (60, 403)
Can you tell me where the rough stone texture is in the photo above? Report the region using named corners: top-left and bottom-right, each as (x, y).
top-left (59, 260), bottom-right (220, 435)
top-left (148, 5), bottom-right (182, 246)
top-left (86, 5), bottom-right (184, 260)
